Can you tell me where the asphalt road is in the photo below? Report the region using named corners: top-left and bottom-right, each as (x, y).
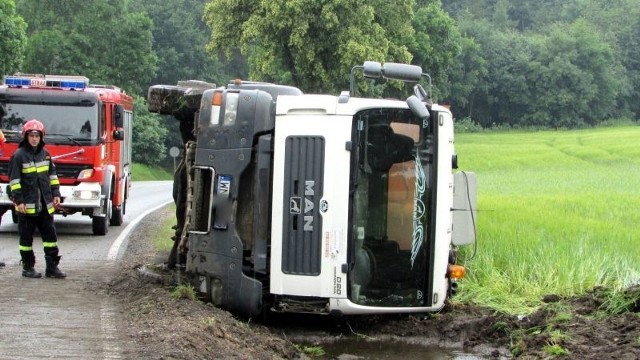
top-left (0, 181), bottom-right (173, 360)
top-left (0, 181), bottom-right (173, 263)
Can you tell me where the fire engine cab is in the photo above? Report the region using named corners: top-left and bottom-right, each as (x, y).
top-left (0, 74), bottom-right (134, 235)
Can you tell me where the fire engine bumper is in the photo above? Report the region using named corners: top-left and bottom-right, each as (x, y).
top-left (0, 182), bottom-right (12, 208)
top-left (58, 182), bottom-right (103, 212)
top-left (0, 182), bottom-right (103, 214)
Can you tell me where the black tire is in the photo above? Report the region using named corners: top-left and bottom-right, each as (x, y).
top-left (111, 180), bottom-right (127, 226)
top-left (147, 82), bottom-right (215, 114)
top-left (110, 203), bottom-right (123, 226)
top-left (92, 197), bottom-right (111, 235)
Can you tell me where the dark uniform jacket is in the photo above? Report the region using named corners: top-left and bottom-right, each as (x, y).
top-left (8, 139), bottom-right (61, 216)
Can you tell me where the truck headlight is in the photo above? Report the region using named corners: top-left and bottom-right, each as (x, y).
top-left (223, 93), bottom-right (238, 126)
top-left (78, 169), bottom-right (94, 179)
top-left (73, 190), bottom-right (100, 200)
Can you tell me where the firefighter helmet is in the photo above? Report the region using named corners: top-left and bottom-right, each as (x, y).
top-left (22, 119), bottom-right (45, 138)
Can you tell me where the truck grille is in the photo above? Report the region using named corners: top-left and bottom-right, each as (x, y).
top-left (281, 136), bottom-right (325, 276)
top-left (0, 160), bottom-right (91, 180)
top-left (54, 164), bottom-right (93, 179)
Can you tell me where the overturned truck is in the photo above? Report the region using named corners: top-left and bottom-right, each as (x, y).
top-left (148, 62), bottom-right (477, 318)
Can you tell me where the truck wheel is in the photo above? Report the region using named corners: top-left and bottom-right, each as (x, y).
top-left (110, 203), bottom-right (123, 226)
top-left (92, 197), bottom-right (111, 235)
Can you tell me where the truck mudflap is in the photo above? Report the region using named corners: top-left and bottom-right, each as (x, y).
top-left (190, 234), bottom-right (264, 317)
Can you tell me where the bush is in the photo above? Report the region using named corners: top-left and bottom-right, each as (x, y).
top-left (454, 117), bottom-right (483, 133)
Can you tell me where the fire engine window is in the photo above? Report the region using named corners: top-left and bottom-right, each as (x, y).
top-left (99, 104), bottom-right (107, 138)
top-left (0, 102), bottom-right (99, 143)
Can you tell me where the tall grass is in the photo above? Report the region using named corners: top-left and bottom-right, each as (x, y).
top-left (455, 126), bottom-right (640, 314)
top-left (131, 163), bottom-right (173, 181)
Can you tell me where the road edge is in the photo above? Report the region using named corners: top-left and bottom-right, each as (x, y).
top-left (106, 200), bottom-right (173, 261)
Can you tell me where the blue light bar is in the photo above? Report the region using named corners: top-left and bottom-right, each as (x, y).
top-left (3, 75), bottom-right (89, 90)
top-left (4, 76), bottom-right (31, 86)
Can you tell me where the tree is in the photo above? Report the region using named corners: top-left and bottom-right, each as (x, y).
top-left (581, 0), bottom-right (640, 119)
top-left (0, 0), bottom-right (27, 75)
top-left (16, 0), bottom-right (157, 97)
top-left (131, 0), bottom-right (238, 91)
top-left (444, 35), bottom-right (487, 119)
top-left (132, 96), bottom-right (169, 166)
top-left (204, 0), bottom-right (415, 93)
top-left (441, 0), bottom-right (636, 127)
top-left (411, 0), bottom-right (463, 101)
top-left (525, 20), bottom-right (626, 127)
top-left (108, 12), bottom-right (158, 95)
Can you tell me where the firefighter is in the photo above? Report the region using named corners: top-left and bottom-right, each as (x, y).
top-left (0, 129), bottom-right (5, 267)
top-left (8, 119), bottom-right (66, 278)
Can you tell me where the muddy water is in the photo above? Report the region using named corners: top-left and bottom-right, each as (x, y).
top-left (275, 312), bottom-right (501, 359)
top-left (315, 338), bottom-right (488, 359)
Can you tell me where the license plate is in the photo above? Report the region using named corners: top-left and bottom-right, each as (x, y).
top-left (217, 175), bottom-right (231, 196)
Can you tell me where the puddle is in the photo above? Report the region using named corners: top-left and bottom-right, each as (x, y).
top-left (319, 339), bottom-right (485, 359)
top-left (275, 312), bottom-right (507, 359)
top-left (297, 337), bottom-right (501, 359)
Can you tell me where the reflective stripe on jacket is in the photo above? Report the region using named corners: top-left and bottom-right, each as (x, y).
top-left (8, 141), bottom-right (61, 216)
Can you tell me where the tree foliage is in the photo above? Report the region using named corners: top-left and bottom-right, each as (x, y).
top-left (411, 0), bottom-right (463, 100)
top-left (131, 96), bottom-right (168, 166)
top-left (443, 0), bottom-right (639, 127)
top-left (0, 0), bottom-right (27, 75)
top-left (130, 0), bottom-right (238, 90)
top-left (16, 0), bottom-right (156, 96)
top-left (525, 21), bottom-right (625, 127)
top-left (204, 0), bottom-right (415, 94)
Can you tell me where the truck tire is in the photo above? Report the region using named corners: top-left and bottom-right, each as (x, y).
top-left (148, 82), bottom-right (215, 114)
top-left (92, 197), bottom-right (111, 235)
top-left (110, 181), bottom-right (127, 226)
top-left (110, 203), bottom-right (123, 226)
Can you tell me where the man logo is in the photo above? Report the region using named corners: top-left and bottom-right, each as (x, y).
top-left (303, 181), bottom-right (315, 231)
top-left (320, 199), bottom-right (328, 213)
top-left (290, 197), bottom-right (302, 214)
top-left (290, 181), bottom-right (316, 231)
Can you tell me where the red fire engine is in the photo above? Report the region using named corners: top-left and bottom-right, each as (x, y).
top-left (0, 74), bottom-right (133, 235)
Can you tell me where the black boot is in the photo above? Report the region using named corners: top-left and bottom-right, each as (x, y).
top-left (45, 255), bottom-right (66, 278)
top-left (22, 260), bottom-right (42, 278)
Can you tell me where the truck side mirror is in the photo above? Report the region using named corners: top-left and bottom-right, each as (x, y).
top-left (407, 95), bottom-right (430, 122)
top-left (362, 61), bottom-right (382, 78)
top-left (115, 105), bottom-right (125, 128)
top-left (113, 129), bottom-right (124, 141)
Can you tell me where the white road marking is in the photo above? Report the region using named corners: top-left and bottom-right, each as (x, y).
top-left (107, 200), bottom-right (173, 261)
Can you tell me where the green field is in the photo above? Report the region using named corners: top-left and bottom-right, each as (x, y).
top-left (454, 126), bottom-right (640, 314)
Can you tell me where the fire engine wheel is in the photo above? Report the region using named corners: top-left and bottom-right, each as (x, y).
top-left (92, 197), bottom-right (112, 235)
top-left (110, 203), bottom-right (123, 226)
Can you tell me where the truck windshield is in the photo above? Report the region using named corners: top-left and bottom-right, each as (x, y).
top-left (350, 108), bottom-right (434, 308)
top-left (0, 102), bottom-right (99, 144)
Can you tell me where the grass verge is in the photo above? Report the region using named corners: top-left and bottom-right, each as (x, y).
top-left (132, 163), bottom-right (173, 181)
